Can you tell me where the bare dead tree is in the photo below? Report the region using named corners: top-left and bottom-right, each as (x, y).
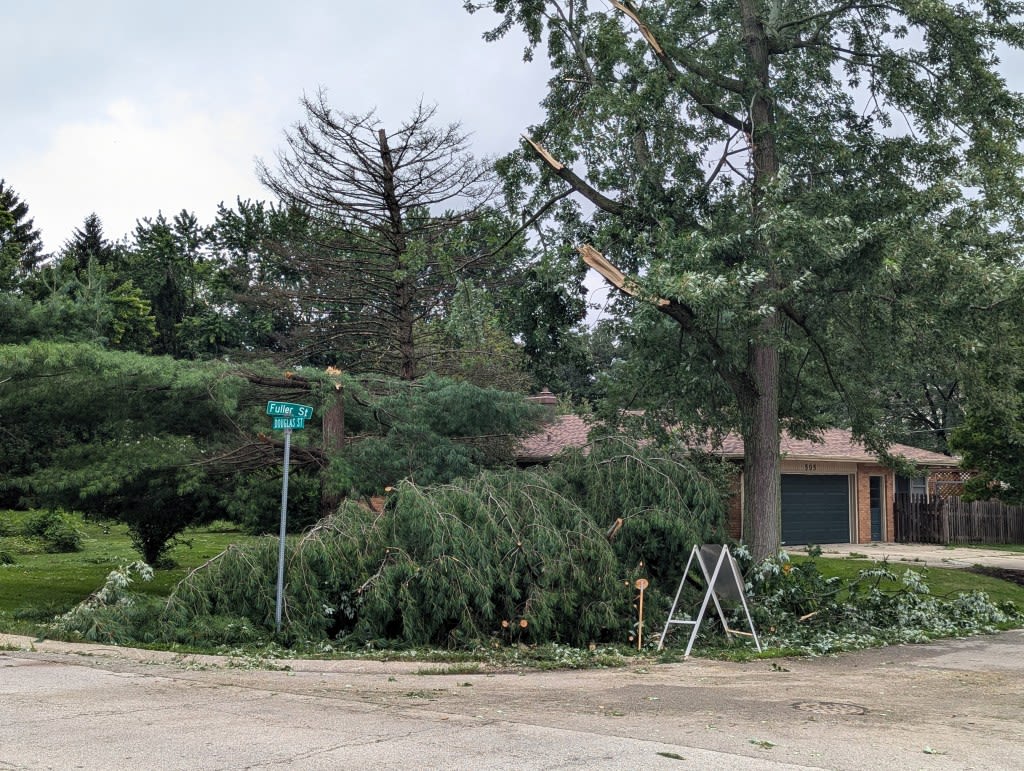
top-left (257, 94), bottom-right (507, 380)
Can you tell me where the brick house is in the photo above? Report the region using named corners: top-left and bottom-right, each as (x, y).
top-left (517, 404), bottom-right (959, 545)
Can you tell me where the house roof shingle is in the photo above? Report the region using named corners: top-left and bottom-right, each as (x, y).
top-left (517, 415), bottom-right (593, 463)
top-left (516, 415), bottom-right (959, 468)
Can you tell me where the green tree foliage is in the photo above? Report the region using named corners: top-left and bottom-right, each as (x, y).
top-left (6, 214), bottom-right (159, 351)
top-left (119, 211), bottom-right (208, 357)
top-left (0, 342), bottom-right (244, 562)
top-left (214, 370), bottom-right (544, 532)
top-left (503, 259), bottom-right (595, 395)
top-left (191, 198), bottom-right (314, 357)
top-left (952, 405), bottom-right (1024, 504)
top-left (415, 279), bottom-right (532, 391)
top-left (0, 341), bottom-right (544, 551)
top-left (0, 269), bottom-right (157, 351)
top-left (322, 374), bottom-right (544, 498)
top-left (950, 297), bottom-right (1024, 503)
top-left (54, 440), bottom-right (730, 647)
top-left (468, 0), bottom-right (1024, 558)
top-left (0, 179), bottom-right (45, 292)
top-left (55, 213), bottom-right (120, 280)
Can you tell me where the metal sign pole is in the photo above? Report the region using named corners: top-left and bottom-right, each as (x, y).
top-left (274, 427), bottom-right (292, 634)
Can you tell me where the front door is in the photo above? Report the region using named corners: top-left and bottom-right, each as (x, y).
top-left (870, 476), bottom-right (883, 541)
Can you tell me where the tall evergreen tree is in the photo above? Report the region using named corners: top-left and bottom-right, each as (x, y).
top-left (196, 198), bottom-right (313, 357)
top-left (120, 211), bottom-right (208, 357)
top-left (0, 179), bottom-right (45, 292)
top-left (60, 213), bottom-right (118, 277)
top-left (469, 0), bottom-right (1024, 558)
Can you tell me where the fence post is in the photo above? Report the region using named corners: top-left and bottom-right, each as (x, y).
top-left (939, 498), bottom-right (949, 545)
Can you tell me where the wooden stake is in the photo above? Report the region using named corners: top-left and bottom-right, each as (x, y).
top-left (635, 578), bottom-right (649, 649)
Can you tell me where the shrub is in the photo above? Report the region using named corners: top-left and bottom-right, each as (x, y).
top-left (727, 549), bottom-right (1023, 655)
top-left (22, 509), bottom-right (83, 553)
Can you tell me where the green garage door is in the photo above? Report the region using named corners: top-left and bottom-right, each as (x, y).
top-left (781, 474), bottom-right (850, 544)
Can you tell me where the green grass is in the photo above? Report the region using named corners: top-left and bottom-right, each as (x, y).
top-left (950, 543), bottom-right (1024, 554)
top-left (0, 509), bottom-right (255, 634)
top-left (803, 556), bottom-right (1024, 607)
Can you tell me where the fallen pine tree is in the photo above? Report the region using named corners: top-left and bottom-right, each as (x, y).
top-left (50, 437), bottom-right (733, 648)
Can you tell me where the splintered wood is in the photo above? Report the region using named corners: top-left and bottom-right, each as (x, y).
top-left (521, 134), bottom-right (564, 171)
top-left (578, 244), bottom-right (669, 308)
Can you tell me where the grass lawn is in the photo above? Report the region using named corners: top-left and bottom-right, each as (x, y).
top-left (803, 556), bottom-right (1024, 608)
top-left (0, 509), bottom-right (256, 635)
top-left (952, 543), bottom-right (1024, 554)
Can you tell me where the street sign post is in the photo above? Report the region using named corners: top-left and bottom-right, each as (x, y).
top-left (267, 401), bottom-right (314, 634)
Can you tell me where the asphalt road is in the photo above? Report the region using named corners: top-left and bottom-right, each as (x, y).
top-left (2, 630), bottom-right (1022, 770)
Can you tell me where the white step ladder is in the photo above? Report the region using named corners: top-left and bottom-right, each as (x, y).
top-left (657, 544), bottom-right (762, 657)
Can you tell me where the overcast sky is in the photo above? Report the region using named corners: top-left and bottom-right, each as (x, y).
top-left (4, 1), bottom-right (549, 253)
top-left (7, 2), bottom-right (1024, 257)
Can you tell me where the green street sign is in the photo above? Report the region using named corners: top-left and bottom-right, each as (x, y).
top-left (266, 401), bottom-right (314, 420)
top-left (272, 416), bottom-right (306, 430)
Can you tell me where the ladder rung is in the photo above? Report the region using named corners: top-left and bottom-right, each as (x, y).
top-left (666, 619), bottom-right (696, 626)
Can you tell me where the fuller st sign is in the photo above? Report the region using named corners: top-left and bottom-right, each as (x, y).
top-left (266, 401), bottom-right (314, 419)
top-left (266, 401), bottom-right (314, 430)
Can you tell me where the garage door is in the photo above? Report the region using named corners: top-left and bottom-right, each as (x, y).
top-left (781, 474), bottom-right (850, 544)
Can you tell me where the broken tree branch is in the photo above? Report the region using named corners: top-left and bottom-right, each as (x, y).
top-left (578, 243), bottom-right (753, 399)
top-left (578, 244), bottom-right (668, 307)
top-left (522, 135), bottom-right (627, 216)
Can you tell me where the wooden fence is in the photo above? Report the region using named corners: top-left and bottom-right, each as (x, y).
top-left (894, 494), bottom-right (1024, 545)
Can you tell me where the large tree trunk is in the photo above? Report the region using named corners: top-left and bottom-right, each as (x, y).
top-left (742, 333), bottom-right (782, 562)
top-left (738, 0), bottom-right (782, 561)
top-left (320, 393), bottom-right (345, 517)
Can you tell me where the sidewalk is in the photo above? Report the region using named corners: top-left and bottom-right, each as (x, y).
top-left (787, 542), bottom-right (1024, 571)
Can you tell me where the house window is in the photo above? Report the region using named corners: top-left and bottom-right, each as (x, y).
top-left (896, 476), bottom-right (927, 500)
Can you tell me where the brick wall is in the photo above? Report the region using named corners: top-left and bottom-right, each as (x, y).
top-left (854, 465), bottom-right (895, 543)
top-left (726, 472), bottom-right (743, 540)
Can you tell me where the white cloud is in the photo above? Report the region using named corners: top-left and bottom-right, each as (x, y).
top-left (11, 95), bottom-right (273, 252)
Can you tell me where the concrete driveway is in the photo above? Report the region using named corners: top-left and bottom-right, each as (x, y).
top-left (2, 630), bottom-right (1022, 770)
top-left (788, 543), bottom-right (1024, 572)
